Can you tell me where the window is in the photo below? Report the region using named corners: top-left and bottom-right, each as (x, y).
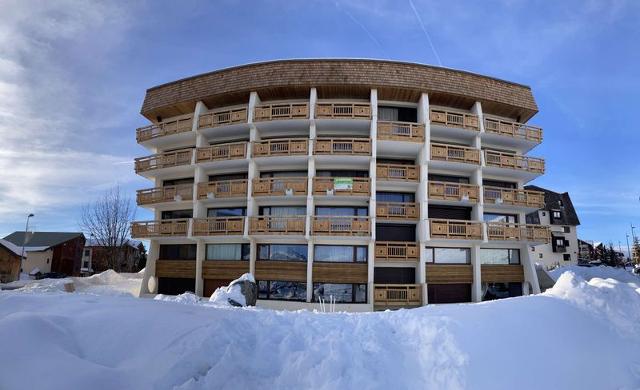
top-left (563, 226), bottom-right (570, 233)
top-left (376, 224), bottom-right (416, 241)
top-left (552, 211), bottom-right (562, 219)
top-left (260, 206), bottom-right (306, 216)
top-left (161, 209), bottom-right (193, 219)
top-left (428, 174), bottom-right (470, 184)
top-left (207, 207), bottom-right (246, 217)
top-left (163, 177), bottom-right (194, 186)
top-left (314, 245), bottom-right (367, 263)
top-left (376, 192), bottom-right (415, 202)
top-left (316, 170), bottom-right (368, 178)
top-left (258, 244), bottom-right (307, 262)
top-left (483, 213), bottom-right (518, 223)
top-left (482, 180), bottom-right (516, 189)
top-left (260, 171), bottom-right (307, 178)
top-left (313, 283), bottom-right (367, 303)
top-left (377, 106), bottom-right (417, 122)
top-left (206, 244), bottom-right (249, 261)
top-left (315, 206), bottom-right (368, 216)
top-left (482, 282), bottom-right (522, 301)
top-left (158, 277), bottom-right (195, 295)
top-left (258, 281), bottom-right (306, 301)
top-left (480, 249), bottom-right (520, 265)
top-left (425, 248), bottom-right (471, 264)
top-left (563, 254), bottom-right (571, 261)
top-left (208, 173), bottom-right (247, 181)
top-left (159, 244), bottom-right (197, 260)
top-left (539, 253), bottom-right (543, 259)
top-left (83, 249), bottom-right (90, 256)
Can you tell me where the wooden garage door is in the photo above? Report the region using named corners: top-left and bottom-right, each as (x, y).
top-left (427, 283), bottom-right (471, 304)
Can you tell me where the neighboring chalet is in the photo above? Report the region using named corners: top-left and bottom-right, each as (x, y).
top-left (2, 232), bottom-right (85, 277)
top-left (525, 186), bottom-right (580, 269)
top-left (0, 239), bottom-right (23, 282)
top-left (81, 239), bottom-right (145, 274)
top-left (578, 239), bottom-right (595, 262)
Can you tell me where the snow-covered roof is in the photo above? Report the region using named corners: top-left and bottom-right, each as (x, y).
top-left (0, 239), bottom-right (48, 257)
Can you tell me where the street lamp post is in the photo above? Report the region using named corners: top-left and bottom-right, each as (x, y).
top-left (19, 213), bottom-right (34, 278)
top-left (626, 234), bottom-right (632, 262)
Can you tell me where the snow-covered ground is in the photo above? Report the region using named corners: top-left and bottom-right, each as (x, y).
top-left (0, 268), bottom-right (639, 389)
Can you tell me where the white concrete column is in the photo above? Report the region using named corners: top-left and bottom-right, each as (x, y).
top-left (195, 239), bottom-right (205, 296)
top-left (193, 101), bottom-right (208, 133)
top-left (140, 240), bottom-right (160, 295)
top-left (249, 240), bottom-right (257, 275)
top-left (471, 245), bottom-right (482, 302)
top-left (306, 242), bottom-right (314, 303)
top-left (248, 92), bottom-right (260, 124)
top-left (309, 88), bottom-right (317, 120)
top-left (418, 244), bottom-right (428, 305)
top-left (418, 92), bottom-right (430, 304)
top-left (522, 243), bottom-right (541, 294)
top-left (368, 89), bottom-right (378, 306)
top-left (367, 240), bottom-right (375, 305)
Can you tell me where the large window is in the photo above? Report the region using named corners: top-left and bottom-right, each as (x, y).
top-left (313, 283), bottom-right (367, 303)
top-left (159, 244), bottom-right (196, 260)
top-left (316, 170), bottom-right (369, 178)
top-left (260, 206), bottom-right (307, 216)
top-left (315, 206), bottom-right (368, 216)
top-left (314, 245), bottom-right (367, 263)
top-left (482, 179), bottom-right (516, 189)
top-left (208, 173), bottom-right (247, 181)
top-left (206, 244), bottom-right (250, 261)
top-left (258, 280), bottom-right (306, 301)
top-left (376, 192), bottom-right (415, 202)
top-left (482, 282), bottom-right (522, 301)
top-left (428, 174), bottom-right (470, 184)
top-left (377, 106), bottom-right (417, 122)
top-left (480, 249), bottom-right (520, 265)
top-left (258, 244), bottom-right (307, 262)
top-left (163, 177), bottom-right (194, 186)
top-left (207, 207), bottom-right (246, 217)
top-left (483, 213), bottom-right (518, 223)
top-left (425, 248), bottom-right (470, 264)
top-left (260, 171), bottom-right (307, 178)
top-left (158, 277), bottom-right (195, 295)
top-left (161, 209), bottom-right (193, 219)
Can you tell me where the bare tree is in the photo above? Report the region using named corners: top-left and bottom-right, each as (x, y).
top-left (80, 186), bottom-right (136, 272)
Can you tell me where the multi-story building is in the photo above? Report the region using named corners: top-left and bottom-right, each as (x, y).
top-left (132, 59), bottom-right (550, 311)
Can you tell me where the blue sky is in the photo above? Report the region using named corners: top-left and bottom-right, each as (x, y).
top-left (1, 0), bottom-right (639, 251)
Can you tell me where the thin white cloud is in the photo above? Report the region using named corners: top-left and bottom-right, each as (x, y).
top-left (407, 0), bottom-right (442, 66)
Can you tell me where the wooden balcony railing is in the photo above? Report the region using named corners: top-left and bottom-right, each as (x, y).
top-left (136, 115), bottom-right (192, 142)
top-left (483, 187), bottom-right (545, 208)
top-left (484, 118), bottom-right (542, 143)
top-left (252, 177), bottom-right (308, 196)
top-left (192, 217), bottom-right (245, 236)
top-left (314, 138), bottom-right (371, 155)
top-left (486, 222), bottom-right (551, 243)
top-left (252, 138), bottom-right (308, 157)
top-left (312, 177), bottom-right (370, 196)
top-left (429, 219), bottom-right (483, 240)
top-left (312, 216), bottom-right (371, 236)
top-left (376, 202), bottom-right (419, 220)
top-left (196, 142), bottom-right (246, 163)
top-left (375, 242), bottom-right (419, 261)
top-left (431, 143), bottom-right (480, 164)
top-left (484, 151), bottom-right (545, 173)
top-left (376, 163), bottom-right (419, 182)
top-left (249, 216), bottom-right (306, 235)
top-left (135, 149), bottom-right (193, 173)
top-left (197, 179), bottom-right (247, 199)
top-left (428, 181), bottom-right (479, 203)
top-left (136, 184), bottom-right (193, 205)
top-left (373, 284), bottom-right (422, 308)
top-left (253, 103), bottom-right (309, 121)
top-left (315, 102), bottom-right (371, 119)
top-left (131, 219), bottom-right (189, 238)
top-left (430, 109), bottom-right (479, 131)
top-left (198, 107), bottom-right (247, 129)
top-left (377, 121), bottom-right (425, 143)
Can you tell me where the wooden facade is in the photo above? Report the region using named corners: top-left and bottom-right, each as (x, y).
top-left (373, 284), bottom-right (422, 309)
top-left (137, 184), bottom-right (193, 205)
top-left (255, 261), bottom-right (307, 282)
top-left (131, 220), bottom-right (189, 238)
top-left (312, 216), bottom-right (370, 236)
top-left (429, 219), bottom-right (483, 240)
top-left (376, 202), bottom-right (419, 220)
top-left (202, 260), bottom-right (249, 280)
top-left (0, 244), bottom-right (20, 283)
top-left (198, 107), bottom-right (247, 129)
top-left (249, 216), bottom-right (306, 235)
top-left (429, 109), bottom-right (479, 130)
top-left (484, 118), bottom-right (542, 143)
top-left (426, 264), bottom-right (473, 284)
top-left (483, 187), bottom-right (545, 208)
top-left (196, 142), bottom-right (247, 162)
top-left (375, 242), bottom-right (419, 261)
top-left (253, 177), bottom-right (308, 196)
top-left (314, 138), bottom-right (371, 155)
top-left (156, 260), bottom-right (196, 278)
top-left (312, 262), bottom-right (368, 283)
top-left (428, 181), bottom-right (479, 203)
top-left (192, 217), bottom-right (245, 236)
top-left (376, 163), bottom-right (419, 182)
top-left (484, 151), bottom-right (545, 173)
top-left (377, 121), bottom-right (425, 142)
top-left (136, 114), bottom-right (193, 142)
top-left (486, 222), bottom-right (551, 243)
top-left (315, 102), bottom-right (371, 119)
top-left (135, 149), bottom-right (193, 173)
top-left (254, 103), bottom-right (309, 121)
top-left (312, 177), bottom-right (370, 196)
top-left (481, 264), bottom-right (525, 283)
top-left (430, 143), bottom-right (480, 165)
top-left (197, 179), bottom-right (247, 199)
top-left (252, 138), bottom-right (308, 157)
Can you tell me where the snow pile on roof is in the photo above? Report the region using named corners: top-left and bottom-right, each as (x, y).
top-left (209, 273), bottom-right (255, 306)
top-left (549, 265), bottom-right (640, 284)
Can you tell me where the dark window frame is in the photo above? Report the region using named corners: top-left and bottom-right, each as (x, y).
top-left (205, 243), bottom-right (250, 261)
top-left (312, 283), bottom-right (367, 303)
top-left (479, 248), bottom-right (521, 265)
top-left (258, 280), bottom-right (307, 301)
top-left (313, 245), bottom-right (368, 263)
top-left (257, 244), bottom-right (308, 262)
top-left (425, 247), bottom-right (471, 264)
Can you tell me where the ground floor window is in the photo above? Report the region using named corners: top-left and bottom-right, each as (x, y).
top-left (159, 244), bottom-right (197, 260)
top-left (482, 282), bottom-right (522, 301)
top-left (428, 283), bottom-right (471, 304)
top-left (157, 277), bottom-right (195, 295)
top-left (258, 280), bottom-right (306, 301)
top-left (206, 244), bottom-right (249, 261)
top-left (313, 283), bottom-right (367, 303)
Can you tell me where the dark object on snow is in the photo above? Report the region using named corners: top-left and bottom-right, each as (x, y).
top-left (227, 278), bottom-right (257, 307)
top-left (535, 264), bottom-right (555, 292)
top-left (36, 272), bottom-right (67, 280)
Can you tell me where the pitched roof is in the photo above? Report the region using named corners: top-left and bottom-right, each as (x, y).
top-left (85, 238), bottom-right (142, 249)
top-left (524, 185), bottom-right (581, 226)
top-left (0, 239), bottom-right (25, 257)
top-left (2, 232), bottom-right (85, 250)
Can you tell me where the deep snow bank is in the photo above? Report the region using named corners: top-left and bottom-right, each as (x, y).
top-left (549, 264), bottom-right (640, 285)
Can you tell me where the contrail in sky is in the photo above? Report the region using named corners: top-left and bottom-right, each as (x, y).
top-left (408, 0), bottom-right (443, 66)
top-left (335, 1), bottom-right (383, 49)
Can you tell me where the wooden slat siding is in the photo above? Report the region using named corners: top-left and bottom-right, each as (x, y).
top-left (481, 264), bottom-right (525, 283)
top-left (202, 261), bottom-right (249, 280)
top-left (375, 242), bottom-right (419, 261)
top-left (376, 202), bottom-right (419, 220)
top-left (428, 181), bottom-right (479, 203)
top-left (484, 151), bottom-right (545, 173)
top-left (426, 264), bottom-right (473, 284)
top-left (313, 138), bottom-right (371, 155)
top-left (255, 261), bottom-right (307, 282)
top-left (486, 222), bottom-right (551, 243)
top-left (484, 118), bottom-right (542, 143)
top-left (253, 103), bottom-right (309, 121)
top-left (377, 121), bottom-right (425, 143)
top-left (136, 114), bottom-right (193, 142)
top-left (376, 163), bottom-right (419, 181)
top-left (429, 219), bottom-right (483, 240)
top-left (252, 138), bottom-right (308, 157)
top-left (315, 102), bottom-right (371, 119)
top-left (197, 179), bottom-right (247, 199)
top-left (192, 217), bottom-right (245, 236)
top-left (137, 184), bottom-right (193, 205)
top-left (249, 216), bottom-right (306, 235)
top-left (196, 142), bottom-right (247, 162)
top-left (156, 260), bottom-right (196, 279)
top-left (373, 284), bottom-right (422, 307)
top-left (134, 149), bottom-right (193, 173)
top-left (198, 107), bottom-right (247, 129)
top-left (312, 216), bottom-right (371, 236)
top-left (483, 187), bottom-right (545, 208)
top-left (430, 143), bottom-right (480, 165)
top-left (313, 177), bottom-right (370, 196)
top-left (312, 263), bottom-right (368, 283)
top-left (131, 219), bottom-right (189, 238)
top-left (252, 177), bottom-right (308, 196)
top-left (429, 109), bottom-right (480, 130)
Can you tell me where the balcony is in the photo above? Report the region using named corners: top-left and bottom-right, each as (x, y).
top-left (430, 109), bottom-right (479, 131)
top-left (484, 151), bottom-right (545, 174)
top-left (375, 242), bottom-right (419, 261)
top-left (136, 184), bottom-right (193, 206)
top-left (430, 143), bottom-right (480, 165)
top-left (314, 138), bottom-right (371, 155)
top-left (197, 180), bottom-right (247, 200)
top-left (484, 118), bottom-right (542, 143)
top-left (131, 219), bottom-right (189, 238)
top-left (252, 177), bottom-right (308, 197)
top-left (429, 219), bottom-right (483, 240)
top-left (135, 149), bottom-right (193, 174)
top-left (312, 216), bottom-right (370, 236)
top-left (198, 107), bottom-right (247, 129)
top-left (483, 187), bottom-right (545, 208)
top-left (136, 115), bottom-right (192, 143)
top-left (196, 142), bottom-right (247, 163)
top-left (373, 284), bottom-right (422, 310)
top-left (428, 181), bottom-right (479, 203)
top-left (376, 163), bottom-right (419, 182)
top-left (377, 121), bottom-right (425, 143)
top-left (376, 202), bottom-right (419, 221)
top-left (486, 222), bottom-right (551, 243)
top-left (312, 177), bottom-right (370, 196)
top-left (253, 103), bottom-right (309, 121)
top-left (249, 216), bottom-right (306, 235)
top-left (315, 102), bottom-right (371, 119)
top-left (252, 138), bottom-right (308, 157)
top-left (192, 217), bottom-right (245, 236)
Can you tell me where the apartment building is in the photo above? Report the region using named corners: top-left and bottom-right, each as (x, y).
top-left (131, 59), bottom-right (550, 311)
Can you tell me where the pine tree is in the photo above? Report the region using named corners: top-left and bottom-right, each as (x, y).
top-left (633, 237), bottom-right (640, 265)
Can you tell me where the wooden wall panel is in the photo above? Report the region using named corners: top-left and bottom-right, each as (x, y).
top-left (426, 264), bottom-right (473, 284)
top-left (156, 260), bottom-right (196, 279)
top-left (481, 265), bottom-right (524, 283)
top-left (202, 261), bottom-right (249, 280)
top-left (312, 263), bottom-right (368, 284)
top-left (254, 261), bottom-right (307, 282)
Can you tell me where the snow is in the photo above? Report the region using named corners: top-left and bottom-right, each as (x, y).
top-left (549, 264), bottom-right (640, 284)
top-left (0, 238), bottom-right (48, 256)
top-left (0, 268), bottom-right (639, 389)
top-left (209, 273), bottom-right (255, 306)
